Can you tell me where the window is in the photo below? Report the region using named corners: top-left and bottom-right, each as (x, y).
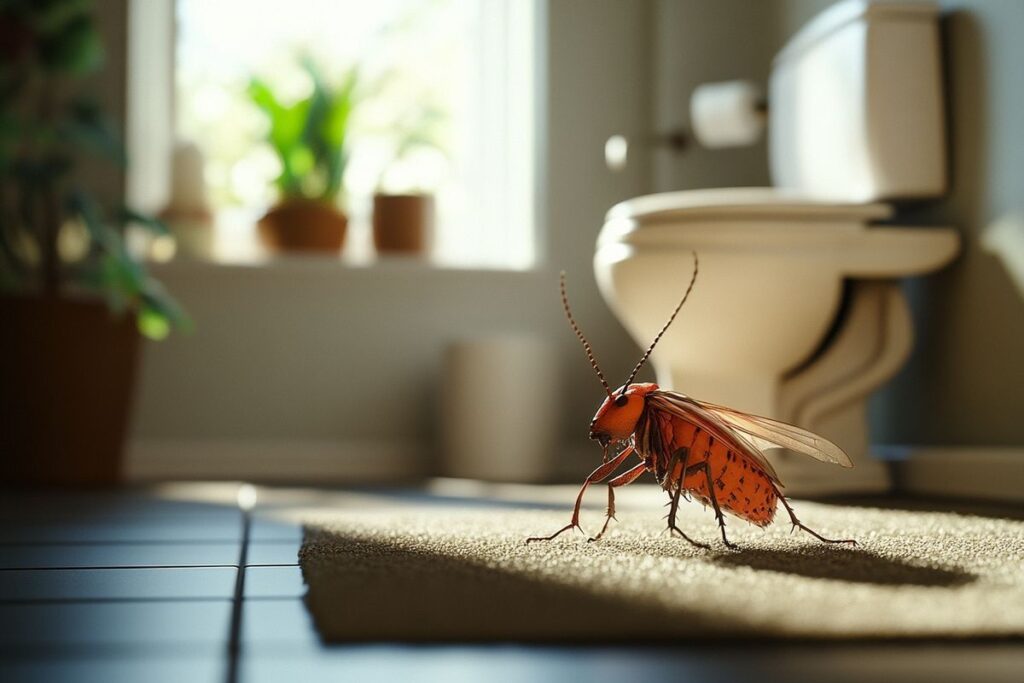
top-left (173, 0), bottom-right (536, 269)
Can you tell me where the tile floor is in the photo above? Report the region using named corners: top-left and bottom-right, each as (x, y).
top-left (0, 486), bottom-right (309, 682)
top-left (0, 486), bottom-right (1020, 683)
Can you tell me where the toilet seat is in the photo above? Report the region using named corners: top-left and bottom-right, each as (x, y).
top-left (598, 188), bottom-right (954, 278)
top-left (605, 187), bottom-right (892, 224)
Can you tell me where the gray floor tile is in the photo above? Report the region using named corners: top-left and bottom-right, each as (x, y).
top-left (0, 492), bottom-right (240, 523)
top-left (241, 599), bottom-right (319, 648)
top-left (0, 601), bottom-right (232, 650)
top-left (0, 542), bottom-right (240, 569)
top-left (250, 517), bottom-right (304, 543)
top-left (0, 653), bottom-right (225, 683)
top-left (246, 540), bottom-right (300, 566)
top-left (245, 566), bottom-right (306, 599)
top-left (238, 644), bottom-right (1024, 683)
top-left (0, 516), bottom-right (243, 544)
top-left (0, 567), bottom-right (238, 601)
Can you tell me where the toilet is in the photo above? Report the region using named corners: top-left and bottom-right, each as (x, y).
top-left (594, 0), bottom-right (960, 495)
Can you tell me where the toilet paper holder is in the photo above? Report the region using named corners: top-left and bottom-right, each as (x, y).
top-left (605, 80), bottom-right (768, 172)
top-left (605, 129), bottom-right (689, 171)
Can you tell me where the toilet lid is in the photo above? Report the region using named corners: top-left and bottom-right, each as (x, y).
top-left (606, 188), bottom-right (893, 223)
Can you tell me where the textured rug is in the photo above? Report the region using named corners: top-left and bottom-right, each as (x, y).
top-left (296, 486), bottom-right (1024, 641)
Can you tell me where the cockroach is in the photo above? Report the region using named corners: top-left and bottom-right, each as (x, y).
top-left (527, 253), bottom-right (855, 549)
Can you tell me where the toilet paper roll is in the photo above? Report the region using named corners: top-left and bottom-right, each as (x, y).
top-left (690, 80), bottom-right (765, 148)
top-left (441, 336), bottom-right (560, 482)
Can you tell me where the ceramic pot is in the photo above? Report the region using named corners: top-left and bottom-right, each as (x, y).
top-left (0, 296), bottom-right (140, 486)
top-left (372, 194), bottom-right (433, 255)
top-left (258, 199), bottom-right (347, 253)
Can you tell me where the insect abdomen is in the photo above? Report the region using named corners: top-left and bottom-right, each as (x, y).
top-left (656, 414), bottom-right (778, 526)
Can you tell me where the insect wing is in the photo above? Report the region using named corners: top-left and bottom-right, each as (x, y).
top-left (694, 399), bottom-right (853, 468)
top-left (647, 392), bottom-right (782, 483)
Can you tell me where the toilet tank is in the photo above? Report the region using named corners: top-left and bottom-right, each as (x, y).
top-left (769, 0), bottom-right (946, 201)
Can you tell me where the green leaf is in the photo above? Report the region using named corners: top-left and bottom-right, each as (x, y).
top-left (38, 14), bottom-right (104, 75)
top-left (68, 190), bottom-right (118, 251)
top-left (29, 0), bottom-right (94, 36)
top-left (99, 254), bottom-right (131, 314)
top-left (249, 59), bottom-right (360, 202)
top-left (137, 303), bottom-right (170, 341)
top-left (247, 78), bottom-right (283, 119)
top-left (322, 69), bottom-right (358, 148)
top-left (61, 98), bottom-right (126, 165)
top-left (140, 277), bottom-right (193, 334)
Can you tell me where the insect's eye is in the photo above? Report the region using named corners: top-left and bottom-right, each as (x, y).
top-left (614, 395), bottom-right (629, 407)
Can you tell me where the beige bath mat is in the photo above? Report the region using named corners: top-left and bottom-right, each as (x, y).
top-left (296, 487), bottom-right (1024, 641)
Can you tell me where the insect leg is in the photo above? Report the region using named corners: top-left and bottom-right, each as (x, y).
top-left (696, 459), bottom-right (737, 550)
top-left (664, 447), bottom-right (710, 549)
top-left (526, 444), bottom-right (635, 543)
top-left (588, 462), bottom-right (647, 542)
top-left (777, 492), bottom-right (857, 546)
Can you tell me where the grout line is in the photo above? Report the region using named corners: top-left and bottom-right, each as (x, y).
top-left (225, 510), bottom-right (251, 683)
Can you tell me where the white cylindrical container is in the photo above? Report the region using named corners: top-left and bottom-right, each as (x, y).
top-left (159, 141), bottom-right (214, 258)
top-left (441, 336), bottom-right (560, 482)
top-left (689, 80), bottom-right (764, 149)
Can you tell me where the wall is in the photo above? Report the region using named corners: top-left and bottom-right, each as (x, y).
top-left (651, 0), bottom-right (777, 191)
top-left (124, 0), bottom-right (656, 479)
top-left (779, 0), bottom-right (1024, 446)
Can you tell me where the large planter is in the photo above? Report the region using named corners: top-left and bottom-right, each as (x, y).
top-left (258, 199), bottom-right (347, 253)
top-left (0, 296), bottom-right (140, 486)
top-left (372, 193), bottom-right (433, 255)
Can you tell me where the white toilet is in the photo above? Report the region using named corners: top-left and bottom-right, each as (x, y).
top-left (594, 0), bottom-right (960, 495)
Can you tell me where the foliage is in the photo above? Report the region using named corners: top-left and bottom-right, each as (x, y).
top-left (0, 0), bottom-right (188, 339)
top-left (248, 58), bottom-right (358, 204)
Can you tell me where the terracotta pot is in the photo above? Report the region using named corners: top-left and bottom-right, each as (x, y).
top-left (258, 199), bottom-right (347, 253)
top-left (372, 194), bottom-right (433, 254)
top-left (0, 296), bottom-right (140, 486)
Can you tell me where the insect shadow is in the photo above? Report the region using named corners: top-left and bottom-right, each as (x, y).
top-left (710, 545), bottom-right (976, 587)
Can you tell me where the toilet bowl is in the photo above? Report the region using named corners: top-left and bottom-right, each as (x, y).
top-left (594, 1), bottom-right (960, 495)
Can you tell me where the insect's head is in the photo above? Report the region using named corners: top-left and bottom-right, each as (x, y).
top-left (589, 382), bottom-right (659, 446)
top-left (559, 252), bottom-right (699, 448)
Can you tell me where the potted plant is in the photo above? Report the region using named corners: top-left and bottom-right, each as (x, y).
top-left (0, 0), bottom-right (188, 486)
top-left (249, 59), bottom-right (358, 253)
top-left (372, 104), bottom-right (446, 256)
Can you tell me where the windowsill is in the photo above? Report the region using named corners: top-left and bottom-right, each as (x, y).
top-left (147, 218), bottom-right (538, 275)
top-left (148, 251), bottom-right (541, 277)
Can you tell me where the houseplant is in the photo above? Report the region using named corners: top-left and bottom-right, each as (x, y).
top-left (0, 0), bottom-right (188, 485)
top-left (249, 59), bottom-right (358, 253)
top-left (373, 103), bottom-right (445, 255)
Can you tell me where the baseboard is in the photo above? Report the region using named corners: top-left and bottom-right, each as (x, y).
top-left (126, 438), bottom-right (428, 483)
top-left (877, 445), bottom-right (1024, 504)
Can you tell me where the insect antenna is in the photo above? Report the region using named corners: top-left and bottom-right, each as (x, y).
top-left (621, 251), bottom-right (699, 391)
top-left (560, 271), bottom-right (613, 398)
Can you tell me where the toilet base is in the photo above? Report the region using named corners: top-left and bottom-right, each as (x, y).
top-left (656, 281), bottom-right (917, 497)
